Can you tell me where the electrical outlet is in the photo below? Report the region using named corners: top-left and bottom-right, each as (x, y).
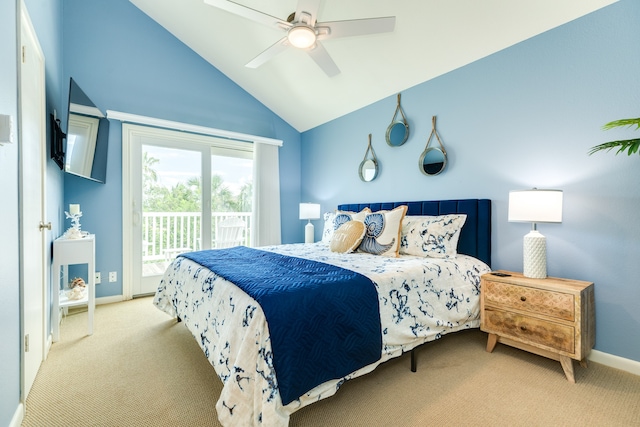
top-left (95, 272), bottom-right (101, 284)
top-left (109, 271), bottom-right (117, 282)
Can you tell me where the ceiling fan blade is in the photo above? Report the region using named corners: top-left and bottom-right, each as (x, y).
top-left (204, 0), bottom-right (290, 30)
top-left (294, 0), bottom-right (321, 26)
top-left (317, 16), bottom-right (396, 40)
top-left (307, 41), bottom-right (340, 77)
top-left (245, 37), bottom-right (289, 69)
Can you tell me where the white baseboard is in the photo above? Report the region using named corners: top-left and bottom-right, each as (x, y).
top-left (96, 295), bottom-right (125, 305)
top-left (589, 349), bottom-right (640, 376)
top-left (9, 402), bottom-right (24, 427)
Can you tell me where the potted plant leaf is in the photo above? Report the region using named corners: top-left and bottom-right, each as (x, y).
top-left (589, 118), bottom-right (640, 156)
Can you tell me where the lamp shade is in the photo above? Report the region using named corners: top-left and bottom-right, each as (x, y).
top-left (299, 203), bottom-right (321, 220)
top-left (508, 189), bottom-right (563, 223)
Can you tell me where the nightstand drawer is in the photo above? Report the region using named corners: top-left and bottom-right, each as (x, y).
top-left (483, 308), bottom-right (575, 353)
top-left (483, 280), bottom-right (574, 321)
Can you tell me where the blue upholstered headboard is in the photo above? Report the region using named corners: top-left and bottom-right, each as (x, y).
top-left (337, 199), bottom-right (491, 267)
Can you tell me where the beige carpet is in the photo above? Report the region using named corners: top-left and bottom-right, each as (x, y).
top-left (23, 297), bottom-right (640, 426)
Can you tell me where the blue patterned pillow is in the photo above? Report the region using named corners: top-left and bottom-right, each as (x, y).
top-left (358, 205), bottom-right (407, 257)
top-left (399, 214), bottom-right (467, 258)
top-left (322, 208), bottom-right (370, 243)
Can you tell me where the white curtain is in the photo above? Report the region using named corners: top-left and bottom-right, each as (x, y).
top-left (251, 142), bottom-right (281, 246)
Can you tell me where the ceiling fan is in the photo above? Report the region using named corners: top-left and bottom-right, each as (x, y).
top-left (204, 0), bottom-right (396, 77)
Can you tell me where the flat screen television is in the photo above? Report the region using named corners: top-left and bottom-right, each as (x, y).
top-left (51, 78), bottom-right (109, 183)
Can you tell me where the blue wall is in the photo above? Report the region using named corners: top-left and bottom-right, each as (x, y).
top-left (301, 0), bottom-right (640, 362)
top-left (62, 0), bottom-right (302, 298)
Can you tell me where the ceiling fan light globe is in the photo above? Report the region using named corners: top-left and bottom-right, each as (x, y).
top-left (288, 25), bottom-right (316, 49)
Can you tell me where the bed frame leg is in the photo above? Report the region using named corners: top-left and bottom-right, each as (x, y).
top-left (411, 348), bottom-right (417, 372)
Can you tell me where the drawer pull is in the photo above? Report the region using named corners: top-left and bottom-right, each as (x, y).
top-left (520, 325), bottom-right (527, 331)
top-left (520, 296), bottom-right (527, 302)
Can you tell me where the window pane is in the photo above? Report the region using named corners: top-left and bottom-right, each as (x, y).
top-left (211, 153), bottom-right (253, 248)
top-left (142, 144), bottom-right (202, 277)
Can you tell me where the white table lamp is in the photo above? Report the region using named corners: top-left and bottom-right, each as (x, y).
top-left (299, 203), bottom-right (321, 244)
top-left (508, 189), bottom-right (563, 278)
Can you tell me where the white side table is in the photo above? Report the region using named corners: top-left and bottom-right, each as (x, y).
top-left (52, 234), bottom-right (95, 342)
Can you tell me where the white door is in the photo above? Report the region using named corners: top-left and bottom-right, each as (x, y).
top-left (122, 124), bottom-right (253, 298)
top-left (20, 3), bottom-right (48, 400)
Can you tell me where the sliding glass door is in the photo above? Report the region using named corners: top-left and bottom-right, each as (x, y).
top-left (123, 124), bottom-right (253, 296)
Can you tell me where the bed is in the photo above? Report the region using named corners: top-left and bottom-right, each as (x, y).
top-left (153, 199), bottom-right (491, 426)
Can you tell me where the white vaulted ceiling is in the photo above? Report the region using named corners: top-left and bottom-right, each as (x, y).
top-left (129, 0), bottom-right (617, 132)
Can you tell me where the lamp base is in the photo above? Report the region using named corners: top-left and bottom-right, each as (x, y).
top-left (523, 230), bottom-right (547, 278)
top-left (305, 221), bottom-right (315, 244)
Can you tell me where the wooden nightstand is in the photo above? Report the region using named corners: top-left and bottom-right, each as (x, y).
top-left (480, 271), bottom-right (595, 383)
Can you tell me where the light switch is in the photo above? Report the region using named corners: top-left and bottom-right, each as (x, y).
top-left (0, 115), bottom-right (13, 144)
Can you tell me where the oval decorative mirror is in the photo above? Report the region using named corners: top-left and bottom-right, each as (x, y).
top-left (419, 116), bottom-right (448, 176)
top-left (359, 134), bottom-right (379, 182)
top-left (386, 93), bottom-right (409, 147)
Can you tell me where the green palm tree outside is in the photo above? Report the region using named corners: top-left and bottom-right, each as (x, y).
top-left (141, 153), bottom-right (253, 256)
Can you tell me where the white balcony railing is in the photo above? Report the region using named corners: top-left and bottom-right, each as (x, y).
top-left (142, 212), bottom-right (251, 264)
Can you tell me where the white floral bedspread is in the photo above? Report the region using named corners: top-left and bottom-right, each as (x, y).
top-left (153, 243), bottom-right (490, 426)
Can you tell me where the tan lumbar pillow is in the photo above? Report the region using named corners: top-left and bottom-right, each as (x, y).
top-left (330, 221), bottom-right (366, 253)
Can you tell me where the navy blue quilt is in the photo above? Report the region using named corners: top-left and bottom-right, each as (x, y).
top-left (180, 246), bottom-right (382, 405)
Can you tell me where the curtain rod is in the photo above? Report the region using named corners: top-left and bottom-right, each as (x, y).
top-left (106, 110), bottom-right (283, 147)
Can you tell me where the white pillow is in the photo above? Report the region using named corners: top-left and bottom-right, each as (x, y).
top-left (399, 214), bottom-right (467, 258)
top-left (321, 211), bottom-right (337, 243)
top-left (322, 208), bottom-right (370, 243)
top-left (358, 205), bottom-right (407, 257)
